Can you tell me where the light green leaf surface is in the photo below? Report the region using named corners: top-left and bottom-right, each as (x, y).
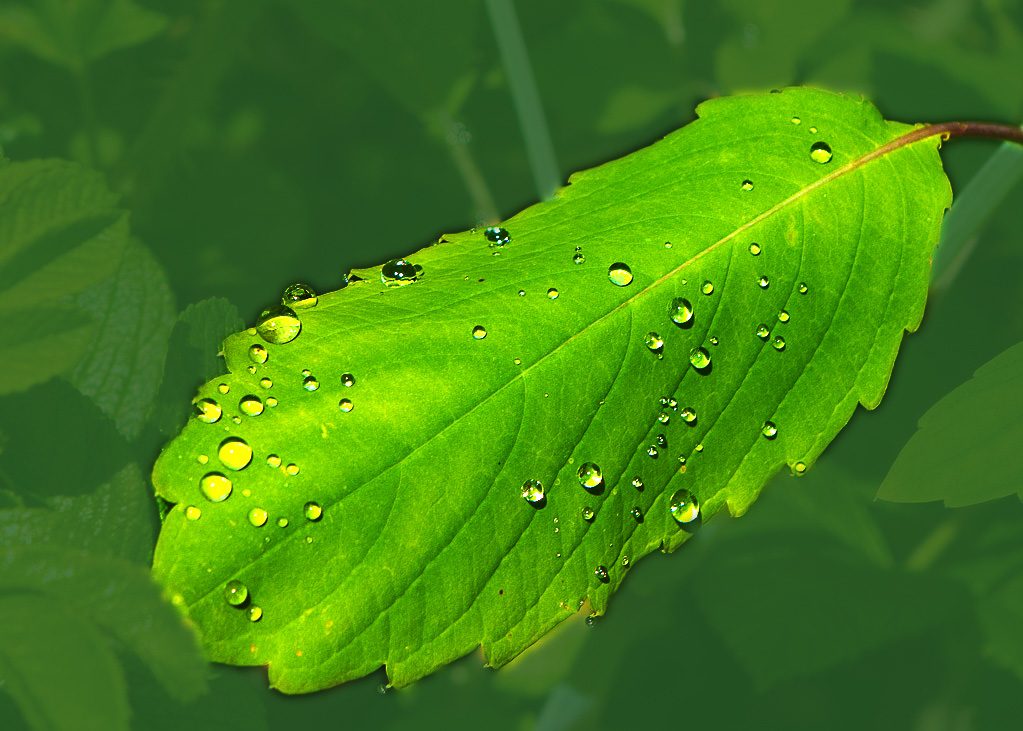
top-left (878, 340), bottom-right (1023, 507)
top-left (0, 158), bottom-right (128, 395)
top-left (152, 88), bottom-right (951, 692)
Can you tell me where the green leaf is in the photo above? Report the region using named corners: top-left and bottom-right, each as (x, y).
top-left (878, 340), bottom-right (1023, 507)
top-left (0, 158), bottom-right (128, 395)
top-left (0, 0), bottom-right (168, 68)
top-left (151, 87), bottom-right (951, 692)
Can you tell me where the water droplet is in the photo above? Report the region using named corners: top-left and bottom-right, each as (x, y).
top-left (632, 477), bottom-right (644, 490)
top-left (547, 288), bottom-right (559, 300)
top-left (514, 358), bottom-right (521, 365)
top-left (197, 455), bottom-right (209, 464)
top-left (521, 479), bottom-right (545, 504)
top-left (472, 325), bottom-right (487, 340)
top-left (200, 473), bottom-right (233, 502)
top-left (762, 421), bottom-right (778, 439)
top-left (756, 324), bottom-right (770, 340)
top-left (741, 180), bottom-right (754, 191)
top-left (277, 517), bottom-right (289, 528)
top-left (259, 377), bottom-right (273, 389)
top-left (657, 412), bottom-right (670, 424)
top-left (644, 332), bottom-right (664, 353)
top-left (302, 375), bottom-right (319, 391)
top-left (217, 383), bottom-right (230, 395)
top-left (572, 252), bottom-right (585, 264)
top-left (248, 507), bottom-right (268, 527)
top-left (655, 434), bottom-right (667, 448)
top-left (484, 226), bottom-right (510, 246)
top-left (285, 463), bottom-right (300, 475)
top-left (608, 263), bottom-right (633, 286)
top-left (239, 395), bottom-right (264, 416)
top-left (577, 462), bottom-right (603, 490)
top-left (664, 241), bottom-right (673, 249)
top-left (809, 126), bottom-right (817, 134)
top-left (631, 506), bottom-right (644, 522)
top-left (669, 297), bottom-right (693, 326)
top-left (689, 347), bottom-right (711, 370)
top-left (681, 407), bottom-right (696, 423)
top-left (772, 336), bottom-right (786, 351)
top-left (749, 243), bottom-right (761, 255)
top-left (225, 580), bottom-right (248, 606)
top-left (794, 462), bottom-right (807, 474)
top-left (301, 369), bottom-right (310, 376)
top-left (248, 344), bottom-right (268, 364)
top-left (695, 443), bottom-right (704, 452)
top-left (339, 398), bottom-right (354, 412)
top-left (758, 275), bottom-right (769, 289)
top-left (195, 400), bottom-right (221, 423)
top-left (282, 283), bottom-right (318, 307)
top-left (267, 454), bottom-right (282, 468)
top-left (185, 506), bottom-right (201, 520)
top-left (305, 536), bottom-right (313, 544)
top-left (791, 116), bottom-right (801, 125)
top-left (247, 365), bottom-right (257, 374)
top-left (709, 336), bottom-right (719, 346)
top-left (647, 445), bottom-right (659, 458)
top-left (248, 606), bottom-right (263, 622)
top-left (798, 282), bottom-right (808, 294)
top-left (340, 373), bottom-right (355, 387)
top-left (303, 502), bottom-right (322, 521)
top-left (621, 555), bottom-right (630, 567)
top-left (381, 259), bottom-right (419, 287)
top-left (594, 565), bottom-right (610, 583)
top-left (218, 438), bottom-right (253, 471)
top-left (809, 141), bottom-right (833, 164)
top-left (256, 305), bottom-right (302, 345)
top-left (581, 507), bottom-right (595, 521)
top-left (701, 281), bottom-right (714, 295)
top-left (670, 489), bottom-right (700, 523)
top-left (659, 396), bottom-right (677, 411)
top-left (266, 397), bottom-right (277, 407)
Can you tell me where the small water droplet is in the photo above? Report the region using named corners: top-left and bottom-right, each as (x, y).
top-left (259, 377), bottom-right (273, 389)
top-left (248, 344), bottom-right (268, 364)
top-left (472, 325), bottom-right (487, 340)
top-left (701, 281), bottom-right (714, 295)
top-left (217, 383), bottom-right (230, 395)
top-left (277, 517), bottom-right (289, 528)
top-left (777, 310), bottom-right (790, 323)
top-left (239, 395), bottom-right (264, 416)
top-left (791, 116), bottom-right (801, 125)
top-left (659, 396), bottom-right (677, 411)
top-left (772, 336), bottom-right (786, 351)
top-left (547, 288), bottom-right (559, 300)
top-left (644, 332), bottom-right (664, 354)
top-left (794, 462), bottom-right (807, 474)
top-left (681, 407), bottom-right (696, 423)
top-left (572, 252), bottom-right (585, 264)
top-left (577, 462), bottom-right (603, 490)
top-left (247, 365), bottom-right (257, 374)
top-left (200, 473), bottom-right (233, 502)
top-left (758, 275), bottom-right (769, 289)
top-left (608, 262), bottom-right (633, 286)
top-left (484, 226), bottom-right (510, 246)
top-left (664, 241), bottom-right (673, 249)
top-left (197, 454), bottom-right (209, 464)
top-left (267, 454), bottom-right (282, 468)
top-left (631, 506), bottom-right (644, 522)
top-left (282, 283), bottom-right (318, 308)
top-left (266, 397), bottom-right (277, 407)
top-left (749, 243), bottom-right (761, 255)
top-left (709, 336), bottom-right (719, 346)
top-left (521, 479), bottom-right (545, 504)
top-left (285, 463), bottom-right (300, 476)
top-left (695, 443), bottom-right (704, 452)
top-left (581, 507), bottom-right (595, 521)
top-left (756, 324), bottom-right (770, 340)
top-left (218, 438), bottom-right (253, 471)
top-left (340, 373), bottom-right (355, 387)
top-left (248, 606), bottom-right (263, 622)
top-left (248, 507), bottom-right (268, 527)
top-left (594, 565), bottom-right (610, 583)
top-left (185, 505), bottom-right (201, 520)
top-left (303, 502), bottom-right (322, 521)
top-left (669, 297), bottom-right (693, 326)
top-left (256, 306), bottom-right (302, 345)
top-left (647, 445), bottom-right (659, 458)
top-left (741, 180), bottom-right (754, 191)
top-left (657, 412), bottom-right (670, 424)
top-left (381, 259), bottom-right (419, 287)
top-left (656, 434), bottom-right (667, 448)
top-left (225, 580), bottom-right (248, 606)
top-left (798, 282), bottom-right (808, 294)
top-left (689, 347), bottom-right (711, 370)
top-left (621, 555), bottom-right (630, 567)
top-left (809, 141), bottom-right (833, 164)
top-left (669, 489), bottom-right (700, 524)
top-left (809, 126), bottom-right (818, 134)
top-left (302, 375), bottom-right (320, 391)
top-left (339, 398), bottom-right (354, 412)
top-left (632, 477), bottom-right (644, 490)
top-left (762, 421), bottom-right (778, 439)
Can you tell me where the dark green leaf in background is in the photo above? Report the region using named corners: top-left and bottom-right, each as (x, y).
top-left (151, 87), bottom-right (952, 692)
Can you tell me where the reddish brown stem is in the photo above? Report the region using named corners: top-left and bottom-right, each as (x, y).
top-left (928, 121), bottom-right (1023, 144)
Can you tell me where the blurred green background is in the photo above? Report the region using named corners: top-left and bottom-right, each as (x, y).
top-left (2, 0), bottom-right (1023, 729)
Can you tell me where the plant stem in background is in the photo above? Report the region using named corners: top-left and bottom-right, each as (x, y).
top-left (485, 0), bottom-right (561, 202)
top-left (436, 111), bottom-right (499, 226)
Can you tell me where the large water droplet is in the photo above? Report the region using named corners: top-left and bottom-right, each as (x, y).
top-left (669, 297), bottom-right (693, 326)
top-left (256, 305), bottom-right (301, 345)
top-left (484, 226), bottom-right (510, 246)
top-left (381, 259), bottom-right (419, 287)
top-left (472, 325), bottom-right (487, 340)
top-left (225, 580), bottom-right (248, 606)
top-left (282, 283), bottom-right (318, 308)
top-left (248, 507), bottom-right (268, 527)
top-left (521, 479), bottom-right (545, 504)
top-left (577, 462), bottom-right (603, 490)
top-left (302, 375), bottom-right (320, 391)
top-left (809, 141), bottom-right (833, 164)
top-left (248, 344), bottom-right (268, 364)
top-left (669, 488), bottom-right (699, 524)
top-left (218, 438), bottom-right (253, 471)
top-left (195, 398), bottom-right (222, 423)
top-left (594, 565), bottom-right (610, 583)
top-left (608, 263), bottom-right (633, 286)
top-left (304, 502), bottom-right (323, 521)
top-left (239, 395), bottom-right (264, 417)
top-left (200, 473), bottom-right (233, 502)
top-left (689, 347), bottom-right (711, 370)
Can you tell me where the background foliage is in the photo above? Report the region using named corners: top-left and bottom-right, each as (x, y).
top-left (1, 0), bottom-right (1022, 729)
